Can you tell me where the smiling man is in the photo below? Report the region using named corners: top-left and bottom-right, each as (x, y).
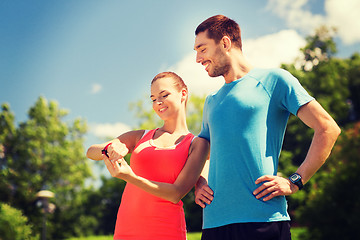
top-left (193, 15), bottom-right (341, 240)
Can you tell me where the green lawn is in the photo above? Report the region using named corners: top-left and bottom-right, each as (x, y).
top-left (67, 227), bottom-right (306, 240)
top-left (66, 232), bottom-right (201, 240)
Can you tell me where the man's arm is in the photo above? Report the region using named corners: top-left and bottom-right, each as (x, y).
top-left (253, 100), bottom-right (341, 201)
top-left (194, 157), bottom-right (214, 208)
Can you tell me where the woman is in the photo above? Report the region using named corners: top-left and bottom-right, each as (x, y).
top-left (87, 72), bottom-right (209, 240)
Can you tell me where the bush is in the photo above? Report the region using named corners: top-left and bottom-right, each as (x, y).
top-left (0, 203), bottom-right (37, 240)
top-left (298, 123), bottom-right (360, 240)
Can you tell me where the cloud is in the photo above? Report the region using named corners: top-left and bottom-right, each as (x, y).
top-left (266, 0), bottom-right (360, 45)
top-left (243, 29), bottom-right (305, 68)
top-left (89, 122), bottom-right (132, 138)
top-left (90, 83), bottom-right (102, 94)
top-left (325, 0), bottom-right (360, 44)
top-left (266, 0), bottom-right (325, 34)
top-left (167, 30), bottom-right (305, 96)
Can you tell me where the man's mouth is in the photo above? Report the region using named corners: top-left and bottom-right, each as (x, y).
top-left (203, 61), bottom-right (210, 72)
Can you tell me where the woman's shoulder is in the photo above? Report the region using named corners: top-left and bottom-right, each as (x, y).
top-left (117, 129), bottom-right (152, 151)
top-left (190, 136), bottom-right (209, 150)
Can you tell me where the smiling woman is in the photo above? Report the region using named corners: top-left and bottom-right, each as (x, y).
top-left (86, 71), bottom-right (209, 240)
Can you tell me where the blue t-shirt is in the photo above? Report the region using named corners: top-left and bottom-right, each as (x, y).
top-left (199, 68), bottom-right (314, 229)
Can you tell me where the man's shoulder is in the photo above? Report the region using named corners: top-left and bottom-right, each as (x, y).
top-left (248, 68), bottom-right (289, 79)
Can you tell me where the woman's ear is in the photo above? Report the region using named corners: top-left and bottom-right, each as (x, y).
top-left (181, 89), bottom-right (188, 103)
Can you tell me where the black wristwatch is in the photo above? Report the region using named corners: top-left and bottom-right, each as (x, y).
top-left (289, 173), bottom-right (303, 190)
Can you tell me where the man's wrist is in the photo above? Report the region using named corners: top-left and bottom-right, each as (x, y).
top-left (289, 173), bottom-right (303, 190)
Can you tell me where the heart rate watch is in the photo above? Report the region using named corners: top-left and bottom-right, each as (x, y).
top-left (289, 173), bottom-right (303, 190)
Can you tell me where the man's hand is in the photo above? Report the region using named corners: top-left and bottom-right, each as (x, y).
top-left (253, 175), bottom-right (298, 201)
top-left (195, 176), bottom-right (214, 208)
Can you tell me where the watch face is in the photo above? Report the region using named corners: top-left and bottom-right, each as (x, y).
top-left (291, 174), bottom-right (300, 181)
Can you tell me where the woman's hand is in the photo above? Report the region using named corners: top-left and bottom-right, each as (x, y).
top-left (103, 155), bottom-right (135, 181)
top-left (106, 140), bottom-right (129, 161)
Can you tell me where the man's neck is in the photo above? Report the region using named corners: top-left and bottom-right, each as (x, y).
top-left (224, 64), bottom-right (253, 83)
top-left (224, 51), bottom-right (253, 83)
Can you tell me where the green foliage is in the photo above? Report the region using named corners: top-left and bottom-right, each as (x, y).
top-left (0, 96), bottom-right (92, 239)
top-left (347, 53), bottom-right (360, 120)
top-left (0, 203), bottom-right (37, 240)
top-left (83, 174), bottom-right (126, 235)
top-left (182, 189), bottom-right (203, 232)
top-left (186, 95), bottom-right (207, 135)
top-left (129, 97), bottom-right (162, 130)
top-left (297, 123), bottom-right (360, 240)
top-left (281, 26), bottom-right (360, 239)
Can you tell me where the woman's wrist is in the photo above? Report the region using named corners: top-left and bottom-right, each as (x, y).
top-left (102, 142), bottom-right (112, 158)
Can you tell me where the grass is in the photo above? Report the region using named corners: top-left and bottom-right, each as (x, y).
top-left (291, 227), bottom-right (307, 239)
top-left (66, 232), bottom-right (201, 240)
top-left (187, 232), bottom-right (202, 240)
top-left (67, 227), bottom-right (306, 240)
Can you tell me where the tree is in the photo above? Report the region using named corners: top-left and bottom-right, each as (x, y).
top-left (0, 97), bottom-right (93, 239)
top-left (279, 26), bottom-right (360, 238)
top-left (347, 53), bottom-right (360, 121)
top-left (0, 203), bottom-right (37, 240)
top-left (298, 122), bottom-right (360, 240)
top-left (82, 154), bottom-right (129, 236)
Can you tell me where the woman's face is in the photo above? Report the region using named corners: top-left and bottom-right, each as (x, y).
top-left (150, 77), bottom-right (186, 121)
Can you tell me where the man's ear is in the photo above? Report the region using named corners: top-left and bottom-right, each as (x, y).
top-left (221, 36), bottom-right (232, 51)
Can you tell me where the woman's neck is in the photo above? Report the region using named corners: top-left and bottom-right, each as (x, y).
top-left (160, 116), bottom-right (189, 135)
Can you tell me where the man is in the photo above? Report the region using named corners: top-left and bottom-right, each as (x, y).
top-left (193, 15), bottom-right (341, 240)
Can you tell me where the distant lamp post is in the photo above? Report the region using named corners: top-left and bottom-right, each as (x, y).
top-left (36, 190), bottom-right (55, 240)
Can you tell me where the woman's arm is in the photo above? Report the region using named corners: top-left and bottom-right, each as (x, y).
top-left (86, 130), bottom-right (145, 160)
top-left (104, 137), bottom-right (210, 204)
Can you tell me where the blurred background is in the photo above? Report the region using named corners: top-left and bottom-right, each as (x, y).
top-left (1, 0), bottom-right (360, 239)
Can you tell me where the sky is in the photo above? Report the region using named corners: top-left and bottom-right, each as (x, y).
top-left (1, 0), bottom-right (360, 149)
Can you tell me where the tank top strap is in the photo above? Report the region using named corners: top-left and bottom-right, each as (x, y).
top-left (184, 132), bottom-right (195, 143)
top-left (133, 129), bottom-right (157, 149)
top-left (179, 132), bottom-right (195, 151)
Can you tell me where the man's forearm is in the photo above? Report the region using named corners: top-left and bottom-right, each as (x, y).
top-left (296, 121), bottom-right (341, 184)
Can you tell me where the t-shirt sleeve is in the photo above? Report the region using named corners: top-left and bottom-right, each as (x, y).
top-left (274, 69), bottom-right (314, 116)
top-left (198, 96), bottom-right (210, 141)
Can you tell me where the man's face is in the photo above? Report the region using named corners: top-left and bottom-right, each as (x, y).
top-left (194, 31), bottom-right (230, 78)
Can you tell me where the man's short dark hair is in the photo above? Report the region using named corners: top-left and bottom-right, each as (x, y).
top-left (195, 15), bottom-right (242, 50)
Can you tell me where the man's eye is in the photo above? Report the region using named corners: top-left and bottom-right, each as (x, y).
top-left (163, 94), bottom-right (169, 98)
top-left (151, 99), bottom-right (156, 102)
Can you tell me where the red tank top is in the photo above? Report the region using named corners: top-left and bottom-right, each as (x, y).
top-left (113, 129), bottom-right (194, 240)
